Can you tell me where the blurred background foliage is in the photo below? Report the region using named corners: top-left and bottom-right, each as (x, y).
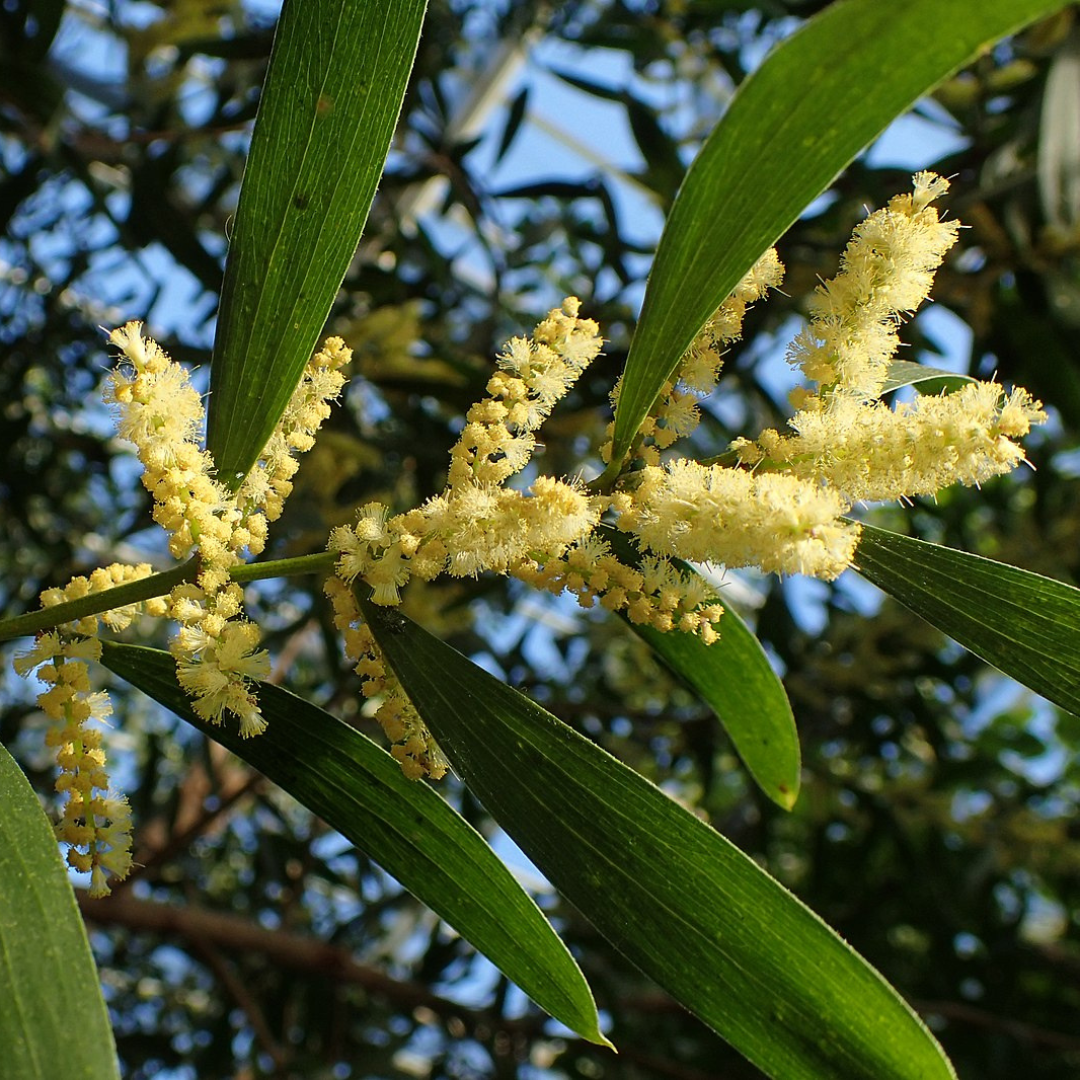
top-left (2, 1), bottom-right (1079, 1077)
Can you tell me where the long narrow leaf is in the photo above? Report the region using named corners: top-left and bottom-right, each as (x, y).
top-left (0, 743), bottom-right (120, 1080)
top-left (632, 602), bottom-right (799, 810)
top-left (207, 0), bottom-right (427, 483)
top-left (99, 641), bottom-right (609, 1047)
top-left (360, 597), bottom-right (955, 1080)
top-left (605, 0), bottom-right (1069, 477)
top-left (601, 526), bottom-right (800, 808)
top-left (854, 523), bottom-right (1080, 716)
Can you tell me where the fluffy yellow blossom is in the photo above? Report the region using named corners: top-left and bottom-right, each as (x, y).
top-left (616, 460), bottom-right (860, 580)
top-left (16, 633), bottom-right (132, 897)
top-left (324, 576), bottom-right (448, 779)
top-left (106, 322), bottom-right (238, 562)
top-left (513, 534), bottom-right (725, 643)
top-left (330, 298), bottom-right (729, 775)
top-left (788, 171), bottom-right (960, 400)
top-left (106, 325), bottom-right (351, 737)
top-left (233, 335), bottom-right (351, 535)
top-left (331, 299), bottom-right (606, 621)
top-left (447, 297), bottom-right (602, 489)
top-left (12, 328), bottom-right (350, 872)
top-left (739, 383), bottom-right (1046, 503)
top-left (13, 563), bottom-right (175, 894)
top-left (108, 324), bottom-right (350, 579)
top-left (37, 562), bottom-right (166, 638)
top-left (679, 247), bottom-right (785, 396)
top-left (712, 173), bottom-right (1045, 572)
top-left (169, 582), bottom-right (270, 737)
top-left (601, 248), bottom-right (784, 466)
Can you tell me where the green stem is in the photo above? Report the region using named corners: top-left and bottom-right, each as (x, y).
top-left (230, 550), bottom-right (337, 583)
top-left (0, 550), bottom-right (339, 642)
top-left (0, 561), bottom-right (196, 642)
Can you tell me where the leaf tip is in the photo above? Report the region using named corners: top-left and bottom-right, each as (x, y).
top-left (771, 779), bottom-right (799, 812)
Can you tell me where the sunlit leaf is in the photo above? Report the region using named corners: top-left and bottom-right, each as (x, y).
top-left (207, 0), bottom-right (428, 484)
top-left (880, 360), bottom-right (974, 396)
top-left (605, 0), bottom-right (1070, 478)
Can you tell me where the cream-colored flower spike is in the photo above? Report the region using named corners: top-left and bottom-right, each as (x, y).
top-left (617, 461), bottom-right (858, 580)
top-left (788, 170), bottom-right (960, 401)
top-left (331, 298), bottom-right (608, 612)
top-left (14, 564), bottom-right (166, 896)
top-left (104, 325), bottom-right (352, 739)
top-left (734, 173), bottom-right (1046, 509)
top-left (600, 248), bottom-right (784, 466)
top-left (746, 383), bottom-right (1046, 503)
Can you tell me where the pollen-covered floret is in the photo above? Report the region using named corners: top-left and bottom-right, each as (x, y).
top-left (16, 632), bottom-right (133, 897)
top-left (169, 582), bottom-right (271, 738)
top-left (615, 460), bottom-right (859, 580)
top-left (787, 171), bottom-right (960, 400)
top-left (601, 248), bottom-right (783, 466)
top-left (739, 383), bottom-right (1046, 503)
top-left (233, 335), bottom-right (352, 537)
top-left (447, 297), bottom-right (602, 489)
top-left (324, 576), bottom-right (448, 780)
top-left (331, 299), bottom-right (606, 621)
top-left (513, 533), bottom-right (726, 643)
top-left (105, 326), bottom-right (352, 736)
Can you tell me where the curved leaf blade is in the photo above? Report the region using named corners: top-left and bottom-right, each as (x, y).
top-left (600, 526), bottom-right (799, 807)
top-left (360, 597), bottom-right (955, 1080)
top-left (606, 0), bottom-right (1070, 477)
top-left (207, 0), bottom-right (427, 484)
top-left (0, 743), bottom-right (120, 1080)
top-left (881, 360), bottom-right (974, 396)
top-left (99, 641), bottom-right (608, 1047)
top-left (853, 523), bottom-right (1080, 716)
top-left (633, 601), bottom-right (799, 809)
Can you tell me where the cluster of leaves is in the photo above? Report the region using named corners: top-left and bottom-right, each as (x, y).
top-left (2, 2), bottom-right (1080, 1079)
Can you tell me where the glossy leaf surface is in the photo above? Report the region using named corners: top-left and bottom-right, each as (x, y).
top-left (99, 641), bottom-right (609, 1046)
top-left (880, 360), bottom-right (975, 396)
top-left (632, 601), bottom-right (799, 809)
top-left (360, 597), bottom-right (955, 1080)
top-left (854, 523), bottom-right (1080, 716)
top-left (207, 0), bottom-right (427, 483)
top-left (0, 743), bottom-right (120, 1079)
top-left (600, 528), bottom-right (799, 808)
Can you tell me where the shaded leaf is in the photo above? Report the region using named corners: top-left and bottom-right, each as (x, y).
top-left (207, 0), bottom-right (428, 485)
top-left (360, 597), bottom-right (955, 1080)
top-left (632, 603), bottom-right (799, 809)
top-left (0, 743), bottom-right (120, 1080)
top-left (853, 523), bottom-right (1080, 716)
top-left (601, 526), bottom-right (799, 808)
top-left (880, 360), bottom-right (974, 396)
top-left (494, 84), bottom-right (529, 165)
top-left (99, 641), bottom-right (609, 1047)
